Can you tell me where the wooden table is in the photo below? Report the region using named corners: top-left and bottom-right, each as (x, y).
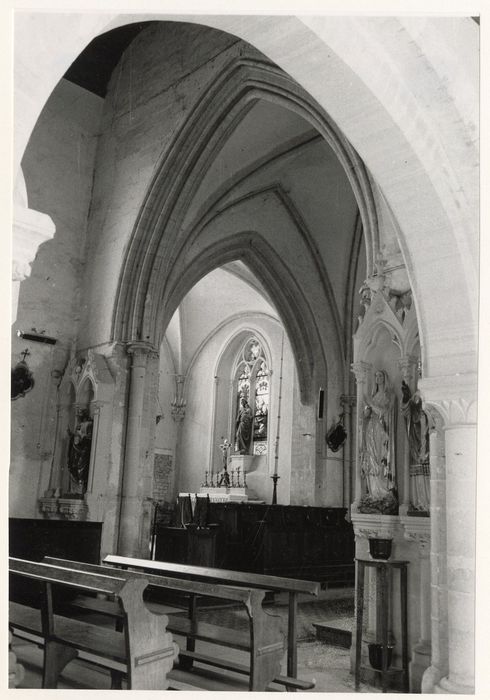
top-left (354, 558), bottom-right (409, 693)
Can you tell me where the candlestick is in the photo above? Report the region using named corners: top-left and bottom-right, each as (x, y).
top-left (273, 333), bottom-right (285, 479)
top-left (271, 474), bottom-right (280, 504)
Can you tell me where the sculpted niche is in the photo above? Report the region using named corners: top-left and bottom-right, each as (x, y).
top-left (352, 257), bottom-right (429, 517)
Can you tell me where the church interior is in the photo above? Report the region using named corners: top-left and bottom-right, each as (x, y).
top-left (10, 13), bottom-right (478, 694)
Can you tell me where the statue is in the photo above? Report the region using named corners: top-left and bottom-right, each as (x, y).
top-left (67, 410), bottom-right (93, 494)
top-left (235, 398), bottom-right (253, 454)
top-left (401, 381), bottom-right (430, 513)
top-left (359, 369), bottom-right (398, 513)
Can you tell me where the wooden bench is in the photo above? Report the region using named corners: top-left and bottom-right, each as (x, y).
top-left (43, 556), bottom-right (293, 691)
top-left (9, 557), bottom-right (176, 689)
top-left (103, 554), bottom-right (320, 689)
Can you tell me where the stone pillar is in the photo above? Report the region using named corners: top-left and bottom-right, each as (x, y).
top-left (351, 361), bottom-right (370, 510)
top-left (420, 375), bottom-right (476, 694)
top-left (422, 411), bottom-right (449, 692)
top-left (117, 341), bottom-right (154, 557)
top-left (401, 517), bottom-right (431, 691)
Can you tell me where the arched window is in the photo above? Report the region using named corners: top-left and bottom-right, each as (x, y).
top-left (233, 337), bottom-right (270, 455)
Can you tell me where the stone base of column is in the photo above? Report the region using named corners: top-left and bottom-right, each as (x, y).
top-left (422, 664), bottom-right (444, 694)
top-left (409, 641), bottom-right (431, 693)
top-left (435, 675), bottom-right (474, 694)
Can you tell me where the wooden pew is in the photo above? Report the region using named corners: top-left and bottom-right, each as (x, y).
top-left (103, 554), bottom-right (320, 689)
top-left (43, 556), bottom-right (290, 691)
top-left (9, 557), bottom-right (176, 689)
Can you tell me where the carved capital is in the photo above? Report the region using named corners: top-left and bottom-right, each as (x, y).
top-left (127, 340), bottom-right (155, 356)
top-left (12, 203), bottom-right (56, 282)
top-left (419, 374), bottom-right (477, 427)
top-left (398, 354), bottom-right (419, 386)
top-left (351, 512), bottom-right (400, 540)
top-left (340, 394), bottom-right (356, 409)
top-left (12, 258), bottom-right (32, 282)
top-left (58, 498), bottom-right (88, 521)
top-left (126, 341), bottom-right (156, 368)
top-left (400, 515), bottom-right (431, 552)
top-left (351, 361), bottom-right (371, 385)
top-left (38, 497), bottom-right (60, 519)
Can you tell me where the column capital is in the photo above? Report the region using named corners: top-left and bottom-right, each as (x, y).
top-left (400, 515), bottom-right (431, 552)
top-left (351, 361), bottom-right (371, 385)
top-left (351, 512), bottom-right (400, 540)
top-left (126, 341), bottom-right (157, 363)
top-left (340, 394), bottom-right (356, 409)
top-left (398, 354), bottom-right (419, 385)
top-left (418, 373), bottom-right (477, 427)
top-left (13, 203), bottom-right (56, 282)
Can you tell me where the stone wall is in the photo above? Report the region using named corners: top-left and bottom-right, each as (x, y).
top-left (11, 80), bottom-right (103, 518)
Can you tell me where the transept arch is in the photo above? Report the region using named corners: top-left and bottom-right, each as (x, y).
top-left (112, 54), bottom-right (378, 356)
top-left (155, 230), bottom-right (328, 406)
top-left (15, 13), bottom-right (477, 381)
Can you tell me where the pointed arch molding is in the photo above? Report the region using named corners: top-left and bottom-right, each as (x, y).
top-left (112, 56), bottom-right (376, 401)
top-left (163, 231), bottom-right (324, 405)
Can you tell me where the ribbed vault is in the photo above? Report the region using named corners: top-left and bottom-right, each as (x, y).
top-left (112, 56), bottom-right (378, 366)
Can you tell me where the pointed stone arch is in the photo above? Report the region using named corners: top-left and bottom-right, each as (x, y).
top-left (156, 230), bottom-right (326, 405)
top-left (112, 55), bottom-right (378, 352)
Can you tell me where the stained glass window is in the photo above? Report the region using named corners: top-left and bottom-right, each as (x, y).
top-left (233, 338), bottom-right (270, 455)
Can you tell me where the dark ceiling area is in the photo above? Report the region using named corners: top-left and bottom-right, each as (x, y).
top-left (63, 22), bottom-right (154, 98)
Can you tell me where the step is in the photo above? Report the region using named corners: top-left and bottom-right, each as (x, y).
top-left (312, 622), bottom-right (352, 649)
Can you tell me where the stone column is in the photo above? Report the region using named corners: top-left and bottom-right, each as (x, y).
top-left (117, 341), bottom-right (154, 557)
top-left (422, 411), bottom-right (449, 692)
top-left (419, 375), bottom-right (476, 694)
top-left (351, 361), bottom-right (370, 511)
top-left (401, 517), bottom-right (431, 691)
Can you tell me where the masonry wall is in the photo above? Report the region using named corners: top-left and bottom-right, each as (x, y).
top-left (11, 80), bottom-right (103, 517)
top-left (78, 23), bottom-right (240, 347)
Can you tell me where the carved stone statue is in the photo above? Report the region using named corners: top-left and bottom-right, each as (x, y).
top-left (235, 398), bottom-right (253, 454)
top-left (401, 381), bottom-right (430, 513)
top-left (359, 369), bottom-right (398, 513)
top-left (67, 410), bottom-right (93, 494)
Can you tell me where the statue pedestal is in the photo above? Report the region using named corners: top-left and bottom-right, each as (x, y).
top-left (198, 487), bottom-right (248, 503)
top-left (229, 454), bottom-right (254, 472)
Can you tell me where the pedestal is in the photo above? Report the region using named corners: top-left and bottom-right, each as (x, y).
top-left (197, 487), bottom-right (248, 503)
top-left (355, 558), bottom-right (409, 693)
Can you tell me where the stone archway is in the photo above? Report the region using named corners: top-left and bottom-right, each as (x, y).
top-left (13, 14), bottom-right (478, 694)
top-left (112, 53), bottom-right (378, 351)
top-left (15, 14), bottom-right (478, 384)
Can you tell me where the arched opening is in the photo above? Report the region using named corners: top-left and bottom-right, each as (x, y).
top-left (11, 15), bottom-right (478, 695)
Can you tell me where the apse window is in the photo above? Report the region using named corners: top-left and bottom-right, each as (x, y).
top-left (233, 337), bottom-right (270, 456)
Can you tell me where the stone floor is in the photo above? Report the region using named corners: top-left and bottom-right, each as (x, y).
top-left (10, 588), bottom-right (381, 693)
